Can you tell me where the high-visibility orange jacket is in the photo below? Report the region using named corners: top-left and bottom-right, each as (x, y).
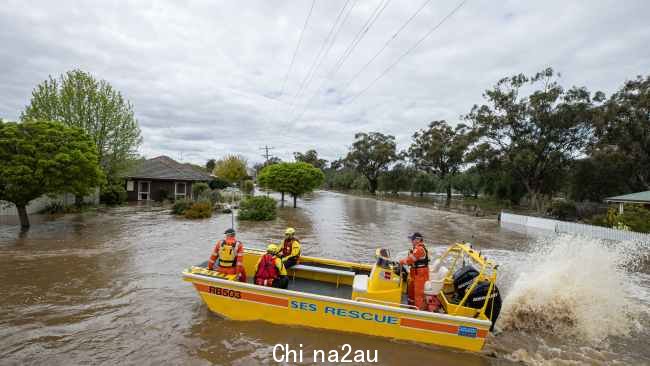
top-left (399, 243), bottom-right (430, 310)
top-left (207, 238), bottom-right (245, 280)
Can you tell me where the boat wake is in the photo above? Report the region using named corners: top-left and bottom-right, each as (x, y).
top-left (488, 235), bottom-right (650, 364)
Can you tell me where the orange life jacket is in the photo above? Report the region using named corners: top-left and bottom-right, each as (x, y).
top-left (255, 254), bottom-right (279, 286)
top-left (411, 244), bottom-right (430, 268)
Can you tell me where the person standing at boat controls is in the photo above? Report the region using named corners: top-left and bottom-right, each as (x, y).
top-left (207, 228), bottom-right (246, 282)
top-left (399, 232), bottom-right (430, 310)
top-left (254, 244), bottom-right (288, 289)
top-left (280, 227), bottom-right (301, 269)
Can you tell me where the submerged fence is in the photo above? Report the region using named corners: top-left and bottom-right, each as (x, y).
top-left (500, 211), bottom-right (650, 242)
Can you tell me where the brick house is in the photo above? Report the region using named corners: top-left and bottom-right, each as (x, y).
top-left (124, 156), bottom-right (212, 202)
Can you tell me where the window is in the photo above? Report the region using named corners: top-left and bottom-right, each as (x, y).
top-left (138, 181), bottom-right (150, 201)
top-left (175, 182), bottom-right (187, 200)
top-left (126, 180), bottom-right (134, 191)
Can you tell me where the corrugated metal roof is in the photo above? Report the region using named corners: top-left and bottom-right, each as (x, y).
top-left (605, 191), bottom-right (650, 203)
top-left (125, 156), bottom-right (212, 181)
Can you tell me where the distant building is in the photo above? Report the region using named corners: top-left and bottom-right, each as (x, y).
top-left (605, 191), bottom-right (650, 214)
top-left (124, 156), bottom-right (212, 202)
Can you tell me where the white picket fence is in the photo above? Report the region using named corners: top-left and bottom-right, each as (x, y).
top-left (500, 211), bottom-right (650, 242)
top-left (0, 188), bottom-right (100, 216)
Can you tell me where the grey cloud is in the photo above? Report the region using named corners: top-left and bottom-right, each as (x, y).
top-left (1, 0), bottom-right (649, 166)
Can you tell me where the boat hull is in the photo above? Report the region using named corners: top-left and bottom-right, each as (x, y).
top-left (183, 272), bottom-right (491, 352)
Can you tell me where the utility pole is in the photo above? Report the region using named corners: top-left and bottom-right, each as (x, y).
top-left (259, 145), bottom-right (275, 197)
top-left (259, 145), bottom-right (275, 162)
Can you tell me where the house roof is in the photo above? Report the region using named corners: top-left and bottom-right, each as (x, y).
top-left (605, 191), bottom-right (650, 204)
top-left (125, 156), bottom-right (212, 181)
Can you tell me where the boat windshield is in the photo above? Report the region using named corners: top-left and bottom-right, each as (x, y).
top-left (375, 248), bottom-right (394, 269)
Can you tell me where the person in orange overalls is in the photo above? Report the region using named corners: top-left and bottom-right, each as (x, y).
top-left (399, 232), bottom-right (430, 310)
top-left (207, 228), bottom-right (246, 282)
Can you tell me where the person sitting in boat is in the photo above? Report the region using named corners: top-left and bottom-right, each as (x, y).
top-left (280, 227), bottom-right (301, 269)
top-left (399, 232), bottom-right (430, 310)
top-left (207, 228), bottom-right (246, 282)
top-left (253, 244), bottom-right (288, 289)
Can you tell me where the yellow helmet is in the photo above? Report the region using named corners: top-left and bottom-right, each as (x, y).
top-left (267, 244), bottom-right (279, 254)
top-left (285, 227), bottom-right (296, 235)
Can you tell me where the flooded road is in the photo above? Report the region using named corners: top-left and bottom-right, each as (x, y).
top-left (1, 191), bottom-right (648, 365)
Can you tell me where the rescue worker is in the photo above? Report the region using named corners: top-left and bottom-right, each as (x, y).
top-left (253, 244), bottom-right (288, 289)
top-left (399, 232), bottom-right (430, 310)
top-left (207, 228), bottom-right (246, 282)
top-left (280, 227), bottom-right (301, 269)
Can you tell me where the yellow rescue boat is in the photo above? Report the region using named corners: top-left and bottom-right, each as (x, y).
top-left (182, 243), bottom-right (501, 352)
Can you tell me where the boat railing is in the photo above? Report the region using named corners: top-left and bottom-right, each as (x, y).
top-left (354, 297), bottom-right (418, 310)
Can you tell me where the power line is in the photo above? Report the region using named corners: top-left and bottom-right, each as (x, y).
top-left (278, 0), bottom-right (316, 103)
top-left (328, 0), bottom-right (391, 79)
top-left (343, 0), bottom-right (468, 106)
top-left (338, 0), bottom-right (436, 95)
top-left (289, 0), bottom-right (391, 123)
top-left (287, 0), bottom-right (354, 113)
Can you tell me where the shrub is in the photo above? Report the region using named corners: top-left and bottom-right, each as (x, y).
top-left (616, 205), bottom-right (650, 233)
top-left (238, 196), bottom-right (277, 221)
top-left (158, 188), bottom-right (170, 202)
top-left (172, 199), bottom-right (193, 215)
top-left (100, 184), bottom-right (127, 205)
top-left (192, 182), bottom-right (210, 199)
top-left (184, 201), bottom-right (213, 219)
top-left (209, 177), bottom-right (230, 190)
top-left (549, 200), bottom-right (577, 220)
top-left (240, 179), bottom-right (255, 195)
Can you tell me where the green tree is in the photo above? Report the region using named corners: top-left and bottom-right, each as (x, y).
top-left (466, 68), bottom-right (599, 211)
top-left (411, 173), bottom-right (438, 197)
top-left (206, 159), bottom-right (216, 172)
top-left (408, 120), bottom-right (471, 206)
top-left (593, 75), bottom-right (649, 190)
top-left (378, 163), bottom-right (416, 194)
top-left (192, 182), bottom-right (210, 199)
top-left (0, 120), bottom-right (103, 228)
top-left (346, 132), bottom-right (397, 194)
top-left (21, 69), bottom-right (142, 186)
top-left (452, 168), bottom-right (482, 198)
top-left (294, 149), bottom-right (328, 170)
top-left (258, 162), bottom-right (325, 208)
top-left (213, 155), bottom-right (248, 184)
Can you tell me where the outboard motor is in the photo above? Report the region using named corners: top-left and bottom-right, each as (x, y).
top-left (452, 265), bottom-right (479, 301)
top-left (466, 281), bottom-right (502, 331)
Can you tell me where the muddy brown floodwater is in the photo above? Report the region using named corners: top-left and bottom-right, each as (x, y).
top-left (1, 191), bottom-right (649, 365)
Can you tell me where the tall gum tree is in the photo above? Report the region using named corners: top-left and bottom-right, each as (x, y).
top-left (465, 68), bottom-right (600, 211)
top-left (408, 120), bottom-right (471, 206)
top-left (346, 132), bottom-right (397, 195)
top-left (594, 75), bottom-right (649, 190)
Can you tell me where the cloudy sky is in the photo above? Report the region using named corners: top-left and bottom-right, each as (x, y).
top-left (1, 0), bottom-right (649, 166)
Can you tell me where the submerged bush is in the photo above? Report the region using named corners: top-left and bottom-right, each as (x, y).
top-left (238, 196), bottom-right (277, 221)
top-left (172, 199), bottom-right (193, 215)
top-left (184, 202), bottom-right (213, 219)
top-left (100, 184), bottom-right (127, 205)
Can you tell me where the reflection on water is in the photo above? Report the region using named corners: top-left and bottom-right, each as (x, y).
top-left (0, 191), bottom-right (647, 365)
